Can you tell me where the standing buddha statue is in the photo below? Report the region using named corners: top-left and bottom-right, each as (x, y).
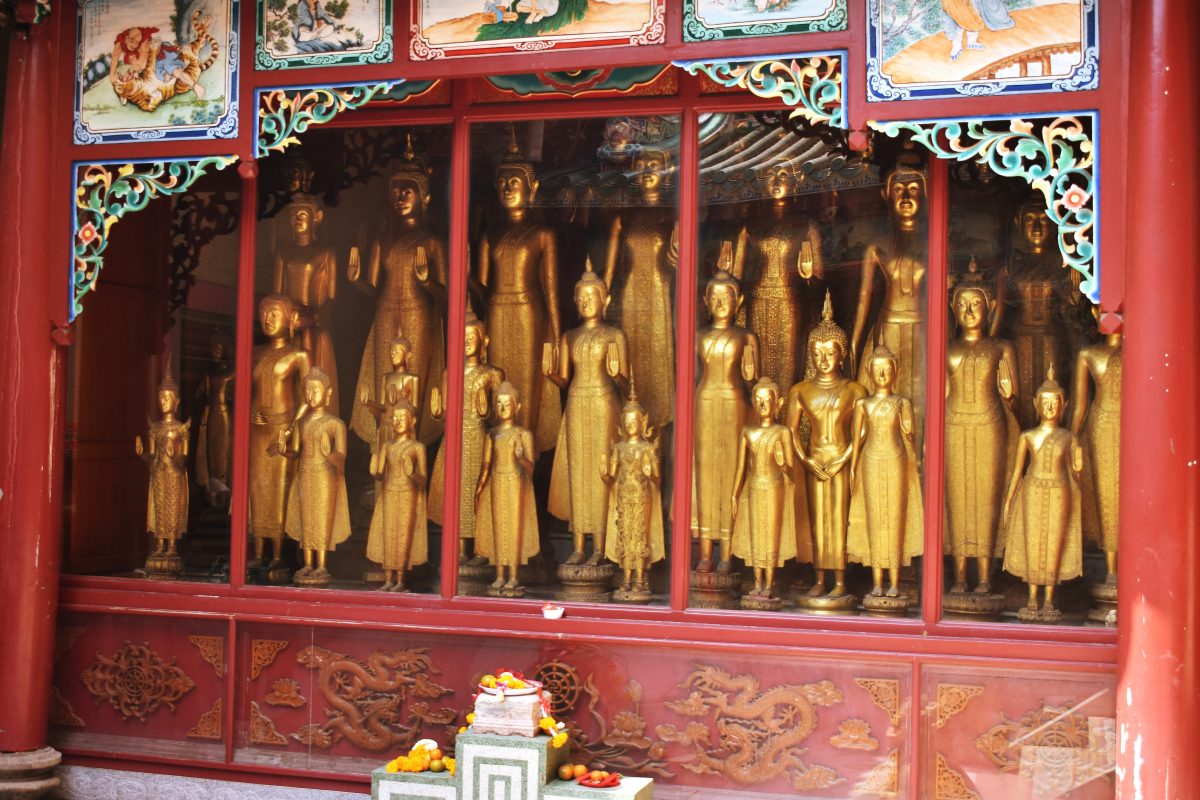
top-left (476, 134), bottom-right (562, 453)
top-left (1001, 368), bottom-right (1084, 623)
top-left (847, 345), bottom-right (924, 611)
top-left (428, 308), bottom-right (505, 567)
top-left (196, 335), bottom-right (234, 508)
top-left (367, 401), bottom-right (428, 592)
top-left (734, 161), bottom-right (825, 392)
top-left (282, 368), bottom-right (351, 587)
top-left (787, 292), bottom-right (867, 609)
top-left (851, 157), bottom-right (928, 453)
top-left (249, 295), bottom-right (311, 579)
top-left (350, 137), bottom-right (447, 446)
top-left (944, 279), bottom-right (1018, 612)
top-left (545, 263), bottom-right (629, 566)
top-left (136, 358), bottom-right (191, 580)
top-left (360, 334), bottom-right (420, 451)
top-left (602, 147), bottom-right (677, 428)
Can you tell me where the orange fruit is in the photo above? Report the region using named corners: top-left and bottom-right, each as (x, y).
top-left (573, 764), bottom-right (589, 779)
top-left (429, 759), bottom-right (445, 773)
top-left (557, 764), bottom-right (574, 781)
top-left (590, 770), bottom-right (604, 781)
top-left (428, 749), bottom-right (443, 761)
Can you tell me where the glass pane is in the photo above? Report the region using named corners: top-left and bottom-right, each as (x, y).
top-left (64, 168), bottom-right (240, 581)
top-left (943, 169), bottom-right (1112, 625)
top-left (463, 118), bottom-right (680, 605)
top-left (250, 125), bottom-right (451, 592)
top-left (692, 113), bottom-right (925, 616)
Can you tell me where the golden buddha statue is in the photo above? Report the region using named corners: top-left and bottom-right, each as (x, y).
top-left (787, 292), bottom-right (867, 604)
top-left (733, 161), bottom-right (825, 392)
top-left (1070, 321), bottom-right (1122, 585)
top-left (474, 382), bottom-right (540, 596)
top-left (475, 135), bottom-right (562, 453)
top-left (367, 401), bottom-right (428, 592)
top-left (249, 295), bottom-right (312, 573)
top-left (282, 368), bottom-right (351, 586)
top-left (602, 147), bottom-right (677, 428)
top-left (602, 385), bottom-right (665, 603)
top-left (692, 262), bottom-right (760, 573)
top-left (546, 263), bottom-right (630, 565)
top-left (360, 334), bottom-right (419, 451)
top-left (136, 358), bottom-right (191, 577)
top-left (428, 308), bottom-right (505, 565)
top-left (274, 184), bottom-right (340, 416)
top-left (196, 335), bottom-right (233, 507)
top-left (1001, 368), bottom-right (1084, 622)
top-left (944, 281), bottom-right (1018, 601)
top-left (847, 345), bottom-right (924, 604)
top-left (1004, 201), bottom-right (1071, 429)
top-left (349, 137), bottom-right (447, 446)
top-left (730, 378), bottom-right (799, 607)
top-left (851, 160), bottom-right (928, 453)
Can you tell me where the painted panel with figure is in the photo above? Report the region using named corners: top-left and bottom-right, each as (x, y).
top-left (409, 0), bottom-right (664, 60)
top-left (683, 0), bottom-right (847, 41)
top-left (867, 0), bottom-right (1097, 101)
top-left (255, 0), bottom-right (393, 70)
top-left (75, 0), bottom-right (240, 144)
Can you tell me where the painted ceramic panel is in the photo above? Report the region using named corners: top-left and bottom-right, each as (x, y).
top-left (683, 0), bottom-right (846, 41)
top-left (867, 0), bottom-right (1098, 101)
top-left (410, 0), bottom-right (664, 60)
top-left (255, 0), bottom-right (392, 70)
top-left (75, 0), bottom-right (240, 144)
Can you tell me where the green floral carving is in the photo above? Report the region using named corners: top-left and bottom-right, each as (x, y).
top-left (256, 81), bottom-right (395, 157)
top-left (677, 54), bottom-right (845, 129)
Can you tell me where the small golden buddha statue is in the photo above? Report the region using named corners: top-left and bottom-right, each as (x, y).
top-left (349, 137), bottom-right (447, 446)
top-left (730, 378), bottom-right (799, 607)
top-left (360, 334), bottom-right (419, 451)
top-left (602, 147), bottom-right (677, 428)
top-left (428, 308), bottom-right (505, 565)
top-left (851, 157), bottom-right (928, 453)
top-left (274, 184), bottom-right (340, 416)
top-left (282, 368), bottom-right (351, 586)
top-left (602, 385), bottom-right (665, 603)
top-left (847, 345), bottom-right (924, 604)
top-left (1004, 201), bottom-right (1071, 429)
top-left (787, 292), bottom-right (867, 605)
top-left (733, 161), bottom-right (825, 392)
top-left (692, 260), bottom-right (760, 573)
top-left (136, 358), bottom-right (190, 578)
top-left (1002, 368), bottom-right (1084, 622)
top-left (250, 295), bottom-right (312, 573)
top-left (475, 134), bottom-right (562, 453)
top-left (546, 263), bottom-right (629, 566)
top-left (1070, 319), bottom-right (1121, 585)
top-left (196, 335), bottom-right (233, 508)
top-left (474, 382), bottom-right (540, 596)
top-left (944, 280), bottom-right (1019, 601)
top-left (367, 401), bottom-right (428, 592)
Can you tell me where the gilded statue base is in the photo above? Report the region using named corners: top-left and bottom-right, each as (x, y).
top-left (487, 584), bottom-right (526, 599)
top-left (556, 563), bottom-right (615, 604)
top-left (144, 551), bottom-right (183, 581)
top-left (794, 592), bottom-right (858, 612)
top-left (1088, 582), bottom-right (1118, 625)
top-left (264, 566), bottom-right (291, 585)
top-left (862, 594), bottom-right (912, 614)
top-left (612, 586), bottom-right (653, 604)
top-left (1017, 606), bottom-right (1063, 624)
top-left (739, 593), bottom-right (783, 612)
top-left (458, 562), bottom-right (495, 597)
top-left (689, 570), bottom-right (741, 610)
top-left (942, 591), bottom-right (1005, 617)
top-left (293, 569), bottom-right (332, 588)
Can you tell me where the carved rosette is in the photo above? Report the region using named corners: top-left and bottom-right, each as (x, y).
top-left (72, 157), bottom-right (237, 321)
top-left (188, 635), bottom-right (225, 678)
top-left (265, 678), bottom-right (306, 708)
top-left (250, 640), bottom-right (289, 680)
top-left (854, 678), bottom-right (902, 727)
top-left (856, 749), bottom-right (899, 796)
top-left (870, 115), bottom-right (1098, 303)
top-left (256, 81), bottom-right (396, 158)
top-left (675, 53), bottom-right (846, 129)
top-left (975, 704), bottom-right (1092, 772)
top-left (80, 641), bottom-right (196, 721)
top-left (935, 753), bottom-right (982, 800)
top-left (187, 699), bottom-right (223, 740)
top-left (830, 718), bottom-right (879, 750)
top-left (935, 684), bottom-right (984, 728)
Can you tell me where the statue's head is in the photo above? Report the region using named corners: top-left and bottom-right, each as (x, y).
top-left (704, 266), bottom-right (742, 324)
top-left (751, 377), bottom-right (781, 420)
top-left (283, 155), bottom-right (315, 195)
top-left (621, 380), bottom-right (651, 439)
top-left (391, 398), bottom-right (417, 437)
top-left (157, 355), bottom-right (180, 415)
top-left (806, 290), bottom-right (849, 378)
top-left (209, 332), bottom-right (231, 362)
top-left (633, 147), bottom-right (672, 195)
top-left (390, 134), bottom-right (432, 218)
top-left (286, 194), bottom-right (323, 240)
top-left (259, 294), bottom-right (298, 339)
top-left (574, 258), bottom-right (609, 319)
top-left (950, 257), bottom-right (994, 332)
top-left (762, 161), bottom-right (800, 202)
top-left (304, 367), bottom-right (333, 410)
top-left (1035, 365), bottom-right (1066, 423)
top-left (867, 344), bottom-right (898, 392)
top-left (389, 334), bottom-right (412, 370)
top-left (1015, 199), bottom-right (1052, 252)
top-left (883, 159), bottom-right (926, 229)
top-left (494, 381), bottom-right (521, 421)
top-left (495, 130), bottom-right (538, 210)
top-left (464, 306), bottom-right (488, 360)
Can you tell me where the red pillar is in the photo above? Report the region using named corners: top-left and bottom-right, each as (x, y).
top-left (0, 16), bottom-right (64, 799)
top-left (1117, 0), bottom-right (1200, 796)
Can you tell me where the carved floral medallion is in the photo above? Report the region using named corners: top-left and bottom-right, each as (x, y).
top-left (80, 641), bottom-right (196, 722)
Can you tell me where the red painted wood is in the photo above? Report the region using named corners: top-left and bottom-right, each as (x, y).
top-left (0, 20), bottom-right (65, 752)
top-left (230, 161), bottom-right (258, 591)
top-left (923, 156), bottom-right (949, 624)
top-left (1117, 0), bottom-right (1200, 795)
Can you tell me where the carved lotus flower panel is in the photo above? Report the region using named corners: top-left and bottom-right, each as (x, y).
top-left (81, 641), bottom-right (196, 722)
